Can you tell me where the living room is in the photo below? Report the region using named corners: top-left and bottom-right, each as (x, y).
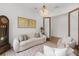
top-left (0, 3), bottom-right (79, 56)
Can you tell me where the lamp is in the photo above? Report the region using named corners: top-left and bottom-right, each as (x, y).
top-left (40, 5), bottom-right (48, 17)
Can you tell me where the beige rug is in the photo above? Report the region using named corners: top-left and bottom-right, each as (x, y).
top-left (1, 42), bottom-right (56, 56)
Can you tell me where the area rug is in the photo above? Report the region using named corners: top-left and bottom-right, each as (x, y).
top-left (1, 42), bottom-right (56, 56)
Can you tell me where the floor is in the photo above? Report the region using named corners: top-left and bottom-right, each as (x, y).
top-left (50, 36), bottom-right (59, 44)
top-left (0, 37), bottom-right (59, 56)
top-left (0, 37), bottom-right (78, 56)
top-left (0, 41), bottom-right (57, 56)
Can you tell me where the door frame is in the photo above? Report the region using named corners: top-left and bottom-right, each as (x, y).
top-left (68, 8), bottom-right (79, 44)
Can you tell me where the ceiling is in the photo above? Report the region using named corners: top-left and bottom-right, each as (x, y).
top-left (0, 3), bottom-right (79, 16)
top-left (17, 3), bottom-right (79, 16)
top-left (17, 3), bottom-right (74, 12)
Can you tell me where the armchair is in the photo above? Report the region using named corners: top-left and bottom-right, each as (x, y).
top-left (57, 37), bottom-right (76, 48)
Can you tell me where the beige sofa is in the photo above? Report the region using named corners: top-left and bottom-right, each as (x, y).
top-left (13, 34), bottom-right (46, 52)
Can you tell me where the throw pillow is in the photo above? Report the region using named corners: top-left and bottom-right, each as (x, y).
top-left (18, 35), bottom-right (24, 42)
top-left (23, 34), bottom-right (29, 40)
top-left (34, 33), bottom-right (40, 38)
top-left (43, 45), bottom-right (55, 56)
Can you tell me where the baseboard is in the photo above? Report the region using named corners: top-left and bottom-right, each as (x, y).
top-left (51, 36), bottom-right (62, 39)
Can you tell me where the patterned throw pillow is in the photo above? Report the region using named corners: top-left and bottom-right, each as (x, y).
top-left (18, 34), bottom-right (29, 42)
top-left (23, 34), bottom-right (29, 40)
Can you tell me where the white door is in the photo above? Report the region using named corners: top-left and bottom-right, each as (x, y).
top-left (70, 10), bottom-right (78, 45)
top-left (44, 18), bottom-right (50, 38)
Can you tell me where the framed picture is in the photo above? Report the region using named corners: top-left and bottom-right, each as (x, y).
top-left (18, 17), bottom-right (29, 28)
top-left (18, 17), bottom-right (36, 28)
top-left (28, 19), bottom-right (36, 28)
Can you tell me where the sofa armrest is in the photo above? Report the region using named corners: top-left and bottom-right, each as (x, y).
top-left (13, 37), bottom-right (20, 52)
top-left (42, 35), bottom-right (46, 37)
top-left (39, 35), bottom-right (46, 42)
top-left (43, 35), bottom-right (47, 40)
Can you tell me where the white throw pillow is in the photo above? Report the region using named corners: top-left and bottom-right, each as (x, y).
top-left (54, 48), bottom-right (67, 56)
top-left (43, 45), bottom-right (55, 56)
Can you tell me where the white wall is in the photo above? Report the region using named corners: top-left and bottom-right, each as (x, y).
top-left (51, 13), bottom-right (68, 38)
top-left (0, 4), bottom-right (43, 46)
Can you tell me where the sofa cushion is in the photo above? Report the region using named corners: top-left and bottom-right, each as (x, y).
top-left (27, 33), bottom-right (35, 38)
top-left (20, 38), bottom-right (37, 46)
top-left (34, 33), bottom-right (40, 38)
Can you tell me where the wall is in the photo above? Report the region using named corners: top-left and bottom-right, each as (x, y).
top-left (0, 4), bottom-right (43, 46)
top-left (51, 13), bottom-right (68, 38)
